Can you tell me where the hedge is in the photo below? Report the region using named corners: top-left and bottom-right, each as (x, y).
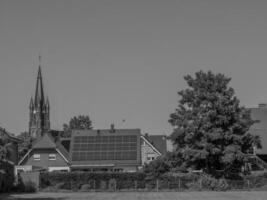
top-left (40, 172), bottom-right (146, 190)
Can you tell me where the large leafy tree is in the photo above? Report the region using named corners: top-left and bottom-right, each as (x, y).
top-left (169, 71), bottom-right (261, 177)
top-left (62, 115), bottom-right (93, 137)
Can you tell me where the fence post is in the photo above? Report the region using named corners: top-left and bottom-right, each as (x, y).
top-left (156, 179), bottom-right (159, 192)
top-left (94, 179), bottom-right (96, 191)
top-left (178, 178), bottom-right (181, 190)
top-left (199, 178), bottom-right (202, 191)
top-left (247, 180), bottom-right (250, 189)
top-left (70, 180), bottom-right (73, 190)
top-left (135, 180), bottom-right (137, 191)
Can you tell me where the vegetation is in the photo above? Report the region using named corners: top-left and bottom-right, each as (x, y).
top-left (40, 172), bottom-right (146, 190)
top-left (62, 115), bottom-right (93, 137)
top-left (17, 131), bottom-right (35, 160)
top-left (168, 70), bottom-right (261, 178)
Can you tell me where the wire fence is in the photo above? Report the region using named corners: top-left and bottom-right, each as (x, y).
top-left (41, 177), bottom-right (267, 192)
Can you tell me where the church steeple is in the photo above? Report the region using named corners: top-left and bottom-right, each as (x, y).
top-left (34, 66), bottom-right (44, 105)
top-left (29, 57), bottom-right (50, 139)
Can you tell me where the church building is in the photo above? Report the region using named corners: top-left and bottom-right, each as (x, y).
top-left (29, 63), bottom-right (50, 139)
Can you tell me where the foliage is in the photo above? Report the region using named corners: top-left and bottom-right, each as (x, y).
top-left (17, 132), bottom-right (35, 160)
top-left (40, 172), bottom-right (146, 190)
top-left (0, 160), bottom-right (15, 192)
top-left (62, 115), bottom-right (93, 137)
top-left (143, 151), bottom-right (183, 178)
top-left (169, 71), bottom-right (261, 178)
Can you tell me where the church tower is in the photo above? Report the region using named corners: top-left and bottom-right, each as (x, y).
top-left (29, 58), bottom-right (50, 138)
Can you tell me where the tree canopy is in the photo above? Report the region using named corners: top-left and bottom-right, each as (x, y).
top-left (62, 115), bottom-right (93, 137)
top-left (169, 70), bottom-right (261, 177)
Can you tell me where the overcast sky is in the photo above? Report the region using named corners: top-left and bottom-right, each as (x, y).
top-left (1, 0), bottom-right (267, 138)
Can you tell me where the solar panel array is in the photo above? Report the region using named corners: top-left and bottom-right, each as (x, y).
top-left (72, 135), bottom-right (138, 161)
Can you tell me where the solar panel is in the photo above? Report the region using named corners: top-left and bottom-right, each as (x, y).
top-left (72, 135), bottom-right (138, 161)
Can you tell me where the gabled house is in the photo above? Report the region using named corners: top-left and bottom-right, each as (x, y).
top-left (17, 133), bottom-right (70, 174)
top-left (249, 103), bottom-right (267, 162)
top-left (140, 134), bottom-right (167, 165)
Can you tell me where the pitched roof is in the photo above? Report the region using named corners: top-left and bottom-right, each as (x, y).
top-left (33, 133), bottom-right (57, 149)
top-left (143, 134), bottom-right (167, 155)
top-left (0, 127), bottom-right (22, 143)
top-left (70, 129), bottom-right (141, 166)
top-left (249, 107), bottom-right (267, 155)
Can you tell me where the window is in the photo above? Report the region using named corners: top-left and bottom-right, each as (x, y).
top-left (147, 153), bottom-right (155, 161)
top-left (49, 154), bottom-right (56, 160)
top-left (33, 154), bottom-right (40, 161)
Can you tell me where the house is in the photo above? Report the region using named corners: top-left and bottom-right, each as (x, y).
top-left (140, 134), bottom-right (167, 165)
top-left (17, 133), bottom-right (70, 175)
top-left (249, 103), bottom-right (267, 162)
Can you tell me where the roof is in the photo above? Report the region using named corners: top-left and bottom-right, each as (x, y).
top-left (60, 138), bottom-right (71, 152)
top-left (0, 127), bottom-right (22, 143)
top-left (249, 107), bottom-right (267, 155)
top-left (143, 134), bottom-right (167, 155)
top-left (70, 129), bottom-right (141, 167)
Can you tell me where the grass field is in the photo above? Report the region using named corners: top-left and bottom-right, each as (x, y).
top-left (1, 191), bottom-right (267, 200)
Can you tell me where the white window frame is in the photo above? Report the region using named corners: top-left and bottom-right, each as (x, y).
top-left (147, 153), bottom-right (155, 161)
top-left (33, 154), bottom-right (40, 161)
top-left (49, 154), bottom-right (56, 160)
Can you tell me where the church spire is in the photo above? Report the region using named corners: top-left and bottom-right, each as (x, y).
top-left (34, 64), bottom-right (45, 107)
top-left (29, 56), bottom-right (50, 139)
top-left (29, 97), bottom-right (34, 109)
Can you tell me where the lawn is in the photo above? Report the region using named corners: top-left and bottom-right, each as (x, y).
top-left (1, 191), bottom-right (267, 200)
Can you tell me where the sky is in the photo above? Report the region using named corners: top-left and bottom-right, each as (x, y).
top-left (1, 0), bottom-right (267, 142)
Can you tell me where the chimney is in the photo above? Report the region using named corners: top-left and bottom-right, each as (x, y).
top-left (110, 124), bottom-right (115, 133)
top-left (258, 103), bottom-right (267, 108)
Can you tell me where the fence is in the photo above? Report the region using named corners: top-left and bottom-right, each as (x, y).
top-left (40, 176), bottom-right (267, 192)
top-left (19, 171), bottom-right (40, 189)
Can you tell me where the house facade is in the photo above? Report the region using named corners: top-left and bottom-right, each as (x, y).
top-left (140, 134), bottom-right (167, 165)
top-left (249, 103), bottom-right (267, 162)
top-left (17, 133), bottom-right (70, 174)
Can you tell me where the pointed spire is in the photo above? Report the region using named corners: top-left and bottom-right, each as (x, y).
top-left (34, 64), bottom-right (45, 107)
top-left (46, 96), bottom-right (50, 109)
top-left (29, 97), bottom-right (34, 109)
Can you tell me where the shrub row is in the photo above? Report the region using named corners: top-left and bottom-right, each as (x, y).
top-left (40, 172), bottom-right (146, 190)
top-left (40, 171), bottom-right (267, 191)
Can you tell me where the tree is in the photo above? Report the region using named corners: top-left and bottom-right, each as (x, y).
top-left (17, 132), bottom-right (35, 160)
top-left (169, 70), bottom-right (261, 178)
top-left (0, 139), bottom-right (9, 160)
top-left (143, 151), bottom-right (183, 178)
top-left (62, 115), bottom-right (93, 137)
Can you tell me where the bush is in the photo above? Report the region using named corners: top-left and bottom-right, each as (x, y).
top-left (201, 175), bottom-right (229, 191)
top-left (108, 179), bottom-right (116, 190)
top-left (24, 181), bottom-right (37, 193)
top-left (80, 184), bottom-right (91, 191)
top-left (40, 171), bottom-right (146, 190)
